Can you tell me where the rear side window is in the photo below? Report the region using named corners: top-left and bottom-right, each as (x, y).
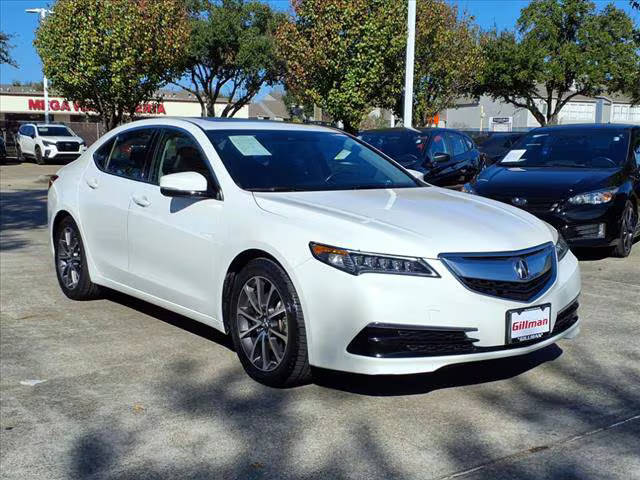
top-left (448, 133), bottom-right (468, 156)
top-left (104, 129), bottom-right (155, 181)
top-left (93, 137), bottom-right (116, 170)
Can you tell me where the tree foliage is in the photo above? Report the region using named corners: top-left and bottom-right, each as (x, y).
top-left (34, 0), bottom-right (189, 129)
top-left (410, 0), bottom-right (484, 126)
top-left (179, 0), bottom-right (285, 118)
top-left (276, 0), bottom-right (406, 134)
top-left (0, 31), bottom-right (17, 68)
top-left (476, 0), bottom-right (639, 126)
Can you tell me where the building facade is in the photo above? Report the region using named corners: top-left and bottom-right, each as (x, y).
top-left (442, 93), bottom-right (640, 132)
top-left (0, 85), bottom-right (249, 125)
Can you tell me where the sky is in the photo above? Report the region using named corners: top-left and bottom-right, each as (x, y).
top-left (1, 0), bottom-right (638, 91)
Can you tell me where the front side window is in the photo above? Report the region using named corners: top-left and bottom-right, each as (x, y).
top-left (152, 129), bottom-right (214, 189)
top-left (501, 129), bottom-right (630, 168)
top-left (93, 137), bottom-right (116, 170)
top-left (37, 126), bottom-right (73, 137)
top-left (105, 128), bottom-right (155, 181)
top-left (206, 129), bottom-right (420, 192)
top-left (427, 133), bottom-right (450, 158)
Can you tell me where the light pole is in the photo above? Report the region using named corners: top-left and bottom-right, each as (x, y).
top-left (403, 0), bottom-right (416, 128)
top-left (26, 8), bottom-right (52, 124)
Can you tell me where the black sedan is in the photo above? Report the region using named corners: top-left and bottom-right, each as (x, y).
top-left (358, 127), bottom-right (483, 187)
top-left (463, 124), bottom-right (640, 257)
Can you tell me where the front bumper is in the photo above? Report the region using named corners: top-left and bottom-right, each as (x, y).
top-left (294, 251), bottom-right (581, 375)
top-left (43, 145), bottom-right (85, 162)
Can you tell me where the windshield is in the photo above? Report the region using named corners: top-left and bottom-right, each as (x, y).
top-left (37, 126), bottom-right (73, 137)
top-left (358, 131), bottom-right (426, 164)
top-left (500, 129), bottom-right (629, 168)
top-left (206, 129), bottom-right (421, 192)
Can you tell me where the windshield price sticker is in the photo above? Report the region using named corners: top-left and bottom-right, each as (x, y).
top-left (229, 136), bottom-right (272, 156)
top-left (502, 149), bottom-right (527, 162)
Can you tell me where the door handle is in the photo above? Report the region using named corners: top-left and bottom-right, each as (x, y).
top-left (132, 194), bottom-right (151, 207)
top-left (85, 177), bottom-right (99, 189)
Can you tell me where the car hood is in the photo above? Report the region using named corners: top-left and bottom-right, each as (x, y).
top-left (476, 166), bottom-right (623, 198)
top-left (253, 187), bottom-right (554, 258)
top-left (40, 136), bottom-right (83, 143)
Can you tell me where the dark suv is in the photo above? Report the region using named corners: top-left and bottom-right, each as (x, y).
top-left (358, 127), bottom-right (483, 187)
top-left (464, 124), bottom-right (640, 257)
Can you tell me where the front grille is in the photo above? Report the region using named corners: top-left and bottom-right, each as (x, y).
top-left (347, 300), bottom-right (579, 358)
top-left (440, 243), bottom-right (556, 303)
top-left (347, 324), bottom-right (478, 358)
top-left (57, 141), bottom-right (79, 152)
top-left (462, 269), bottom-right (553, 302)
top-left (489, 195), bottom-right (559, 213)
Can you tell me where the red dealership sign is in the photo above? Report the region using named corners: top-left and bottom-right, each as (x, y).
top-left (27, 98), bottom-right (166, 115)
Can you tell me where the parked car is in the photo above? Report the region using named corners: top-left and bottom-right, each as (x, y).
top-left (0, 135), bottom-right (6, 163)
top-left (16, 123), bottom-right (86, 165)
top-left (463, 124), bottom-right (640, 257)
top-left (49, 118), bottom-right (580, 387)
top-left (474, 132), bottom-right (525, 166)
top-left (358, 127), bottom-right (483, 187)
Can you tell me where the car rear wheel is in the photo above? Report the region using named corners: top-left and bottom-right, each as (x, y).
top-left (613, 202), bottom-right (637, 258)
top-left (54, 216), bottom-right (101, 300)
top-left (35, 146), bottom-right (45, 165)
top-left (229, 258), bottom-right (311, 387)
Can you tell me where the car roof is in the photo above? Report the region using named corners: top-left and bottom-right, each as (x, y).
top-left (183, 117), bottom-right (336, 133)
top-left (532, 123), bottom-right (636, 133)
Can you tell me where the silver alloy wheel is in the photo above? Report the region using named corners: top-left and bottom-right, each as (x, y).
top-left (236, 276), bottom-right (288, 372)
top-left (622, 206), bottom-right (636, 255)
top-left (57, 226), bottom-right (82, 290)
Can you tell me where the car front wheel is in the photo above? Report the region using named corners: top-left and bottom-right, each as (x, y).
top-left (35, 146), bottom-right (45, 165)
top-left (229, 258), bottom-right (311, 387)
top-left (613, 202), bottom-right (637, 258)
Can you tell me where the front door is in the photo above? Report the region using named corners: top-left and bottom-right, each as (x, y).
top-left (127, 127), bottom-right (223, 318)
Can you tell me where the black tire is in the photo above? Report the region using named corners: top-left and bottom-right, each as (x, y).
top-left (54, 216), bottom-right (101, 300)
top-left (613, 202), bottom-right (637, 258)
top-left (15, 144), bottom-right (23, 163)
top-left (35, 146), bottom-right (45, 165)
top-left (229, 258), bottom-right (311, 387)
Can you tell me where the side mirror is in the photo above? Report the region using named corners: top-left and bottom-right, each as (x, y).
top-left (406, 169), bottom-right (425, 180)
top-left (433, 152), bottom-right (450, 163)
top-left (160, 171), bottom-right (209, 198)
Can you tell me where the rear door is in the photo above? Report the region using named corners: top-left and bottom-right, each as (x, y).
top-left (78, 127), bottom-right (157, 283)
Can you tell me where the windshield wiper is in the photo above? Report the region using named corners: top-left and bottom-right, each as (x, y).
top-left (249, 186), bottom-right (309, 192)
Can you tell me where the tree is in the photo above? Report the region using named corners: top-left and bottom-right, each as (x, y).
top-left (282, 89), bottom-right (314, 122)
top-left (409, 0), bottom-right (484, 126)
top-left (34, 0), bottom-right (189, 130)
top-left (276, 0), bottom-right (406, 134)
top-left (477, 0), bottom-right (638, 126)
top-left (1, 31), bottom-right (17, 68)
top-left (178, 0), bottom-right (286, 118)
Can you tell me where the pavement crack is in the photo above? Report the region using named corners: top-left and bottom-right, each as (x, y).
top-left (435, 414), bottom-right (640, 480)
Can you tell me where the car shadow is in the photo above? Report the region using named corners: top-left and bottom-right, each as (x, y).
top-left (312, 344), bottom-right (563, 396)
top-left (101, 289), bottom-right (234, 352)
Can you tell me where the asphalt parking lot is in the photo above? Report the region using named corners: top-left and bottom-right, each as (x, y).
top-left (1, 162), bottom-right (639, 480)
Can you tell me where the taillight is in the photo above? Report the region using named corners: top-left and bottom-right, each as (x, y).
top-left (48, 175), bottom-right (59, 189)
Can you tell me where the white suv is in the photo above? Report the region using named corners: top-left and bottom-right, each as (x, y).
top-left (47, 118), bottom-right (581, 387)
top-left (17, 123), bottom-right (86, 164)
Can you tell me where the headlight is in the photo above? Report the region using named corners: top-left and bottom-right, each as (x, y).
top-left (568, 188), bottom-right (618, 205)
top-left (42, 140), bottom-right (56, 147)
top-left (461, 183), bottom-right (476, 194)
top-left (555, 234), bottom-right (569, 261)
top-left (309, 242), bottom-right (439, 277)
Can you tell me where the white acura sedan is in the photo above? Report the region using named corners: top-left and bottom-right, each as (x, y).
top-left (48, 118), bottom-right (581, 387)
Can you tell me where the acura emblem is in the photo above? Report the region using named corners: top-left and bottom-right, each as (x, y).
top-left (514, 258), bottom-right (529, 280)
top-left (512, 197), bottom-right (528, 207)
